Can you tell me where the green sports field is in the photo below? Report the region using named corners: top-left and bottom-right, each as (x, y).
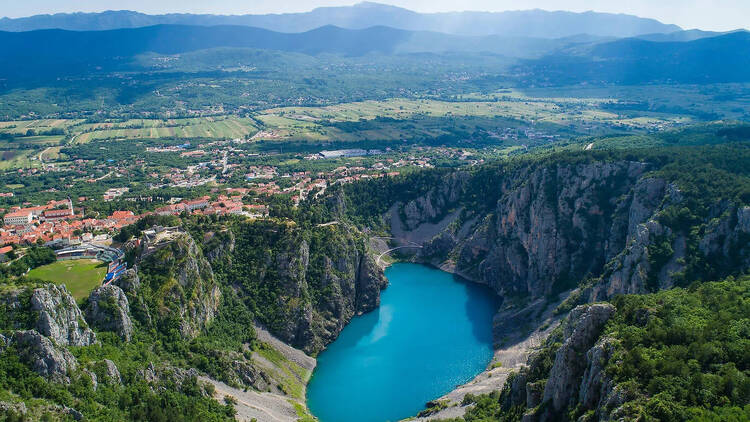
top-left (27, 259), bottom-right (107, 300)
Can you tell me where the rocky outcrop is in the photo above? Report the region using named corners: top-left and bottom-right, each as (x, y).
top-left (0, 401), bottom-right (27, 416)
top-left (401, 171), bottom-right (469, 230)
top-left (137, 231), bottom-right (221, 338)
top-left (13, 330), bottom-right (78, 383)
top-left (137, 362), bottom-right (213, 397)
top-left (103, 359), bottom-right (122, 384)
top-left (115, 268), bottom-right (153, 327)
top-left (355, 252), bottom-right (387, 314)
top-left (30, 284), bottom-right (96, 347)
top-left (699, 205), bottom-right (750, 270)
top-left (202, 229), bottom-right (236, 265)
top-left (86, 285), bottom-right (133, 341)
top-left (227, 220), bottom-right (387, 354)
top-left (578, 336), bottom-right (618, 417)
top-left (498, 304), bottom-right (616, 422)
top-left (539, 304), bottom-right (615, 419)
top-left (271, 230), bottom-right (387, 354)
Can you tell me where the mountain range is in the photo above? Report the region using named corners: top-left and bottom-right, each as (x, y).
top-left (1, 22), bottom-right (748, 85)
top-left (518, 31), bottom-right (750, 84)
top-left (1, 2), bottom-right (749, 86)
top-left (0, 2), bottom-right (683, 38)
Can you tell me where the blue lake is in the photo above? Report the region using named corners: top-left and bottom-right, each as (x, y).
top-left (306, 263), bottom-right (499, 422)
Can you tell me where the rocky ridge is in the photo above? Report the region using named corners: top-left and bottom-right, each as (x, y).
top-left (31, 284), bottom-right (96, 346)
top-left (135, 229), bottom-right (221, 338)
top-left (391, 160), bottom-right (749, 306)
top-left (86, 284), bottom-right (133, 341)
top-left (383, 159), bottom-right (749, 419)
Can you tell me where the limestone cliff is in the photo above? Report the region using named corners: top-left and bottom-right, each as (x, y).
top-left (31, 284), bottom-right (96, 347)
top-left (499, 304), bottom-right (618, 422)
top-left (391, 161), bottom-right (749, 305)
top-left (85, 284), bottom-right (134, 341)
top-left (385, 159), bottom-right (749, 420)
top-left (226, 220), bottom-right (387, 354)
top-left (12, 330), bottom-right (78, 384)
top-left (136, 230), bottom-right (221, 338)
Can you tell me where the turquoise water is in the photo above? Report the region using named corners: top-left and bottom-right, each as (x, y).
top-left (306, 263), bottom-right (499, 422)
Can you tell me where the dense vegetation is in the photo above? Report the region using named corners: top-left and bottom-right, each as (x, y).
top-left (454, 276), bottom-right (750, 422)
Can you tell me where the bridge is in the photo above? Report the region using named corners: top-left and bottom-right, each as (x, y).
top-left (375, 243), bottom-right (422, 266)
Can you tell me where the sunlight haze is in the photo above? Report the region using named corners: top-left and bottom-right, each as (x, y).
top-left (1, 0), bottom-right (747, 31)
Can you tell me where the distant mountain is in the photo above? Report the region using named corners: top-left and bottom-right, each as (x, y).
top-left (518, 31), bottom-right (750, 85)
top-left (0, 23), bottom-right (596, 76)
top-left (634, 29), bottom-right (740, 42)
top-left (3, 22), bottom-right (747, 85)
top-left (0, 2), bottom-right (682, 38)
top-left (0, 25), bottom-right (411, 63)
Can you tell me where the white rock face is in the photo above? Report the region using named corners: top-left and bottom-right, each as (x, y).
top-left (31, 284), bottom-right (96, 347)
top-left (13, 330), bottom-right (78, 383)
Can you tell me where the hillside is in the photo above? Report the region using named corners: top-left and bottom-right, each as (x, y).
top-left (517, 31), bottom-right (750, 85)
top-left (0, 2), bottom-right (682, 37)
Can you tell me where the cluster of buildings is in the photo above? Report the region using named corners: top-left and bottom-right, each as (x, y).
top-left (0, 190), bottom-right (272, 247)
top-left (0, 199), bottom-right (140, 246)
top-left (154, 195), bottom-right (268, 218)
top-left (103, 187), bottom-right (129, 201)
top-left (2, 199), bottom-right (74, 226)
top-left (304, 149), bottom-right (384, 160)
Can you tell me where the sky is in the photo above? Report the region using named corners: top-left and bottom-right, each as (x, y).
top-left (0, 0), bottom-right (747, 31)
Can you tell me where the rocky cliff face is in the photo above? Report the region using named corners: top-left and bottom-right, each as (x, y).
top-left (537, 304), bottom-right (615, 420)
top-left (265, 227), bottom-right (386, 354)
top-left (13, 330), bottom-right (78, 383)
top-left (31, 284), bottom-right (96, 347)
top-left (86, 284), bottom-right (133, 341)
top-left (393, 161), bottom-right (749, 305)
top-left (496, 304), bottom-right (617, 422)
top-left (386, 159), bottom-right (749, 420)
top-left (137, 231), bottom-right (221, 338)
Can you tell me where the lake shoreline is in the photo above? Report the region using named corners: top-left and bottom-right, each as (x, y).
top-left (372, 252), bottom-right (562, 422)
top-left (306, 262), bottom-right (498, 422)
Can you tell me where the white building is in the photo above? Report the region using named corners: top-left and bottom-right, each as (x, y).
top-left (3, 210), bottom-right (33, 226)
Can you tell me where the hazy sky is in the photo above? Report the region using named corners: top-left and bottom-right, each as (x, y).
top-left (1, 0), bottom-right (748, 31)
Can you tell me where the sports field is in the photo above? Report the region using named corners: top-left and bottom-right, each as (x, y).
top-left (27, 259), bottom-right (106, 300)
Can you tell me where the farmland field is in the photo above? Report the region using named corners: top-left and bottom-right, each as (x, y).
top-left (27, 259), bottom-right (107, 301)
top-left (73, 116), bottom-right (259, 143)
top-left (0, 149), bottom-right (40, 170)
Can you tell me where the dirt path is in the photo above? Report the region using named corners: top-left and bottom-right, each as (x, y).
top-left (201, 377), bottom-right (300, 422)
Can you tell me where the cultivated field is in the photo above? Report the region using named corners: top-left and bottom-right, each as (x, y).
top-left (0, 88), bottom-right (705, 163)
top-left (74, 116), bottom-right (259, 143)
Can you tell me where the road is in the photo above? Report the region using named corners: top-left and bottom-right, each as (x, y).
top-left (38, 147), bottom-right (54, 169)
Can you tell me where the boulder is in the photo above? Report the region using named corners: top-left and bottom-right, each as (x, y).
top-left (102, 359), bottom-right (122, 384)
